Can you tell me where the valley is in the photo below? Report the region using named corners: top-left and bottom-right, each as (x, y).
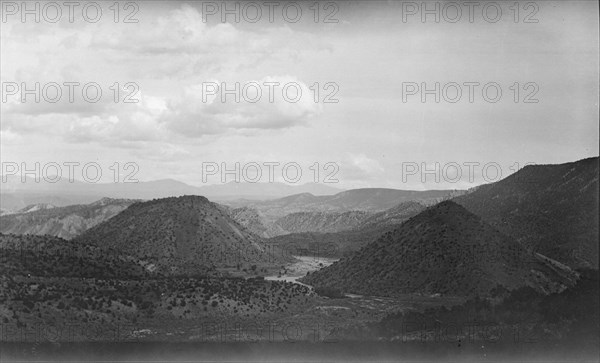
top-left (3, 1), bottom-right (598, 360)
top-left (264, 255), bottom-right (338, 285)
top-left (0, 157), bottom-right (598, 361)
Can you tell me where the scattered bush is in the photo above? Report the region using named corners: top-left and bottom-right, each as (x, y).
top-left (314, 286), bottom-right (345, 298)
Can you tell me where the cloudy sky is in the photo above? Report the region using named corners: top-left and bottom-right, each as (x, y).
top-left (1, 1), bottom-right (598, 190)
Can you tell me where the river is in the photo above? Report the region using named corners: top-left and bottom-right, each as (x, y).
top-left (264, 255), bottom-right (338, 286)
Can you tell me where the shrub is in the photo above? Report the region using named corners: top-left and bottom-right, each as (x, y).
top-left (314, 286), bottom-right (345, 299)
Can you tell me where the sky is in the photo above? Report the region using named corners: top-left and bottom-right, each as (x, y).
top-left (1, 0), bottom-right (598, 190)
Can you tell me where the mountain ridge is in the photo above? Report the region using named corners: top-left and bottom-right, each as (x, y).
top-left (454, 156), bottom-right (599, 268)
top-left (0, 198), bottom-right (139, 239)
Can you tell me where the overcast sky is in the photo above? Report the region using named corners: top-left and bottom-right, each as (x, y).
top-left (1, 1), bottom-right (598, 190)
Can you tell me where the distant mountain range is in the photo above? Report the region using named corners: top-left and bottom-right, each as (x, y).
top-left (15, 203), bottom-right (57, 214)
top-left (0, 198), bottom-right (138, 239)
top-left (0, 188), bottom-right (460, 241)
top-left (223, 188), bottom-right (464, 218)
top-left (218, 189), bottom-right (462, 239)
top-left (1, 202), bottom-right (56, 216)
top-left (301, 201), bottom-right (579, 297)
top-left (0, 176), bottom-right (342, 212)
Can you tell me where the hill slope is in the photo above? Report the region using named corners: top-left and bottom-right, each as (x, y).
top-left (75, 195), bottom-right (290, 275)
top-left (454, 157), bottom-right (599, 268)
top-left (301, 201), bottom-right (578, 297)
top-left (274, 210), bottom-right (371, 234)
top-left (355, 201), bottom-right (426, 230)
top-left (0, 198), bottom-right (137, 239)
top-left (0, 233), bottom-right (154, 279)
top-left (221, 206), bottom-right (285, 238)
top-left (15, 203), bottom-right (56, 213)
top-left (267, 201), bottom-right (428, 257)
top-left (0, 233), bottom-right (316, 341)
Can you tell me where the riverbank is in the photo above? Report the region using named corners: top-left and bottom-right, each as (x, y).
top-left (264, 255), bottom-right (337, 285)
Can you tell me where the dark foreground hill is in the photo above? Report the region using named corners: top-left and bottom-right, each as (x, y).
top-left (454, 157), bottom-right (599, 269)
top-left (0, 233), bottom-right (316, 341)
top-left (0, 233), bottom-right (155, 279)
top-left (0, 198), bottom-right (137, 240)
top-left (301, 201), bottom-right (578, 297)
top-left (75, 196), bottom-right (290, 275)
top-left (372, 269), bottom-right (599, 350)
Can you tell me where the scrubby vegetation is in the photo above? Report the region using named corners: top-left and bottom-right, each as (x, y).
top-left (373, 269), bottom-right (599, 345)
top-left (0, 233), bottom-right (316, 342)
top-left (455, 157), bottom-right (599, 269)
top-left (314, 286), bottom-right (345, 299)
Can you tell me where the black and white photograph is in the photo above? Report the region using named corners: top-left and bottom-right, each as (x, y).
top-left (0, 1), bottom-right (598, 362)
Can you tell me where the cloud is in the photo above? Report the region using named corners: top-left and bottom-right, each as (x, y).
top-left (131, 143), bottom-right (191, 162)
top-left (351, 154), bottom-right (385, 174)
top-left (1, 96), bottom-right (165, 145)
top-left (1, 3), bottom-right (329, 146)
top-left (91, 4), bottom-right (239, 55)
top-left (336, 153), bottom-right (387, 187)
top-left (85, 4), bottom-right (330, 80)
top-left (1, 75), bottom-right (320, 144)
top-left (160, 75), bottom-right (322, 137)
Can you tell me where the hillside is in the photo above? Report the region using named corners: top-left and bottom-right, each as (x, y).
top-left (226, 206), bottom-right (371, 238)
top-left (0, 198), bottom-right (137, 239)
top-left (15, 203), bottom-right (56, 213)
top-left (222, 206), bottom-right (285, 238)
top-left (0, 233), bottom-right (317, 342)
top-left (1, 204), bottom-right (55, 216)
top-left (268, 201), bottom-right (428, 257)
top-left (0, 233), bottom-right (155, 279)
top-left (75, 195), bottom-right (291, 275)
top-left (355, 201), bottom-right (426, 230)
top-left (301, 201), bottom-right (578, 297)
top-left (275, 210), bottom-right (371, 234)
top-left (374, 270), bottom-right (599, 346)
top-left (322, 188), bottom-right (464, 210)
top-left (455, 157), bottom-right (599, 269)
